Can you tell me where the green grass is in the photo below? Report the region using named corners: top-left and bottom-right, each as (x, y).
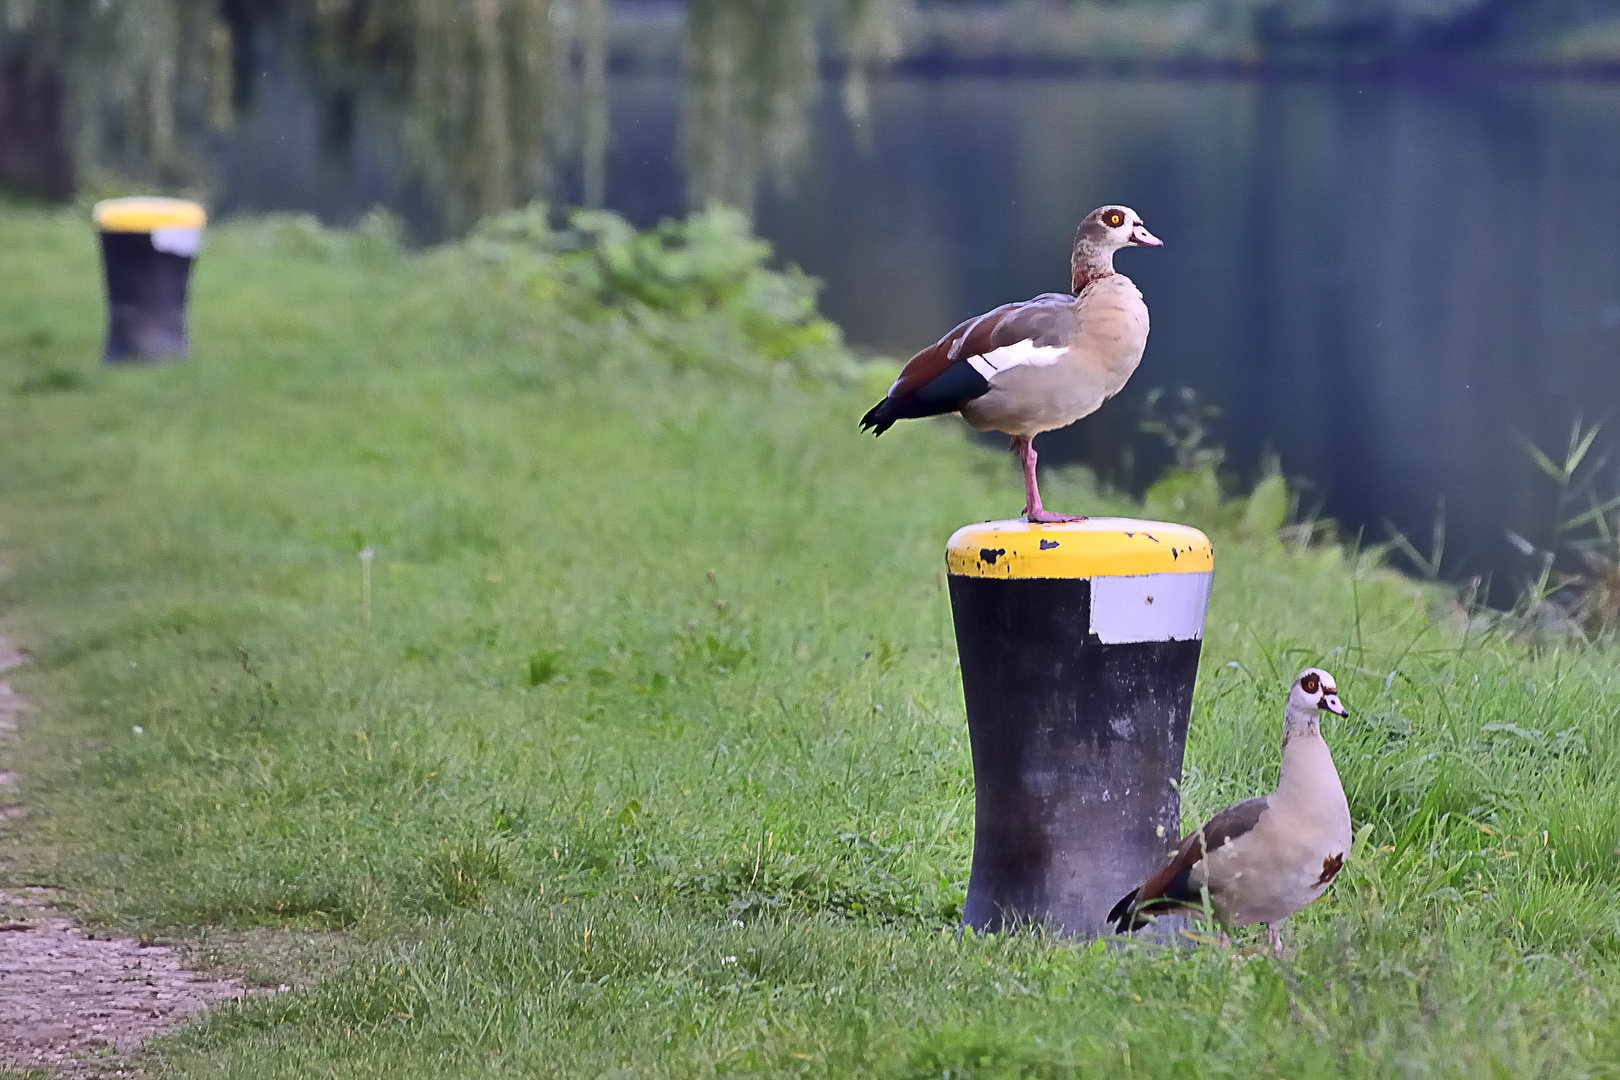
top-left (4, 200), bottom-right (1620, 1077)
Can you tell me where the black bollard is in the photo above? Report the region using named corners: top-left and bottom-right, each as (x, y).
top-left (93, 197), bottom-right (206, 363)
top-left (947, 518), bottom-right (1213, 937)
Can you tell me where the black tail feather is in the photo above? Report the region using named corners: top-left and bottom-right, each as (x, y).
top-left (1109, 889), bottom-right (1205, 933)
top-left (860, 360), bottom-right (992, 435)
top-left (859, 397), bottom-right (899, 436)
top-left (1106, 888), bottom-right (1140, 933)
top-left (859, 389), bottom-right (970, 436)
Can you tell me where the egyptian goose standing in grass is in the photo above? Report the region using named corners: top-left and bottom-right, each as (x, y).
top-left (1108, 669), bottom-right (1353, 955)
top-left (860, 205), bottom-right (1161, 522)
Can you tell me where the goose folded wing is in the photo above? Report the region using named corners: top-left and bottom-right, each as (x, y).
top-left (1107, 796), bottom-right (1269, 932)
top-left (877, 295), bottom-right (1075, 419)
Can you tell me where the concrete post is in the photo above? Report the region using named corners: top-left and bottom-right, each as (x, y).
top-left (93, 197), bottom-right (206, 363)
top-left (947, 518), bottom-right (1213, 936)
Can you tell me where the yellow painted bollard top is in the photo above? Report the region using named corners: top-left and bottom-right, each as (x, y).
top-left (946, 518), bottom-right (1213, 580)
top-left (93, 197), bottom-right (208, 233)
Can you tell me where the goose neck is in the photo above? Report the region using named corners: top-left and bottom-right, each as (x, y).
top-left (1275, 731), bottom-right (1343, 804)
top-left (1071, 242), bottom-right (1117, 293)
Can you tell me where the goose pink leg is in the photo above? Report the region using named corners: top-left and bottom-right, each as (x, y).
top-left (1268, 925), bottom-right (1284, 957)
top-left (1012, 436), bottom-right (1084, 524)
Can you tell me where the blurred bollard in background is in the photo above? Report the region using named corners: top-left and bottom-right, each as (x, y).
top-left (947, 519), bottom-right (1213, 937)
top-left (93, 197), bottom-right (206, 363)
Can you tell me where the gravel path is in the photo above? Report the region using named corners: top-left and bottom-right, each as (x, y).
top-left (0, 641), bottom-right (245, 1077)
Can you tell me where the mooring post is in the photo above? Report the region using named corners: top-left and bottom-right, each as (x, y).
top-left (93, 197), bottom-right (206, 363)
top-left (947, 518), bottom-right (1214, 936)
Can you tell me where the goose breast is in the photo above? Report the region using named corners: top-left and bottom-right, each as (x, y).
top-left (959, 274), bottom-right (1149, 438)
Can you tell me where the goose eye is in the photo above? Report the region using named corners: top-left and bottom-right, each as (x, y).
top-left (1300, 673), bottom-right (1320, 694)
top-left (1105, 211), bottom-right (1125, 228)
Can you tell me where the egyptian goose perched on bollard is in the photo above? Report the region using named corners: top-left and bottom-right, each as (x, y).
top-left (860, 205), bottom-right (1161, 522)
top-left (1107, 669), bottom-right (1353, 955)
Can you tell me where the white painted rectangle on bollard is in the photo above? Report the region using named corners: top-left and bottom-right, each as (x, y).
top-left (1090, 572), bottom-right (1213, 644)
top-left (151, 227), bottom-right (202, 257)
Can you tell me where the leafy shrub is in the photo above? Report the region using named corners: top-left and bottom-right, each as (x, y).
top-left (469, 202), bottom-right (857, 382)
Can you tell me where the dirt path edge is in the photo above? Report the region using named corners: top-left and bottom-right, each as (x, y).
top-left (0, 640), bottom-right (247, 1078)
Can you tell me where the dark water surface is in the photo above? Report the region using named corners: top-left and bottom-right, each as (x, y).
top-left (616, 75), bottom-right (1620, 595)
top-left (80, 69), bottom-right (1620, 592)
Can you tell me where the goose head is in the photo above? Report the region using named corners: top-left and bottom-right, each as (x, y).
top-left (1283, 667), bottom-right (1350, 739)
top-left (1072, 205), bottom-right (1161, 291)
top-left (1080, 205), bottom-right (1162, 250)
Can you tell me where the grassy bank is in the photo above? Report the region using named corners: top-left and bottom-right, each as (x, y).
top-left (4, 201), bottom-right (1620, 1077)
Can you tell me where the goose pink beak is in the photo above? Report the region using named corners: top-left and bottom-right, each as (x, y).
top-left (1129, 223), bottom-right (1163, 247)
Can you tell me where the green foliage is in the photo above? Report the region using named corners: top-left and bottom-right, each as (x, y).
top-left (472, 202), bottom-right (855, 383)
top-left (1143, 458), bottom-right (1297, 545)
top-left (1139, 387), bottom-right (1297, 542)
top-left (1239, 471), bottom-right (1291, 543)
top-left (5, 205), bottom-right (1620, 1077)
top-left (1503, 418), bottom-right (1620, 640)
top-left (1140, 385), bottom-right (1223, 474)
top-left (424, 838), bottom-right (507, 910)
top-left (526, 649), bottom-right (565, 686)
top-left (1140, 386), bottom-right (1302, 544)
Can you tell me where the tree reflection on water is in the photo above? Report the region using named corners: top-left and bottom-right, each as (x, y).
top-left (0, 0), bottom-right (911, 235)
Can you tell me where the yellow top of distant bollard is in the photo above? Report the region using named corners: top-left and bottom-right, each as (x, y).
top-left (93, 197), bottom-right (207, 233)
top-left (947, 518), bottom-right (1213, 579)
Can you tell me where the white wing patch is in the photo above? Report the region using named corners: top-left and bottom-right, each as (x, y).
top-left (965, 339), bottom-right (1066, 381)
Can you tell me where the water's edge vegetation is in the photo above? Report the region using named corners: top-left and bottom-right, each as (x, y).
top-left (4, 201), bottom-right (1620, 1076)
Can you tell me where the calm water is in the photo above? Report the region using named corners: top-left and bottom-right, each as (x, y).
top-left (671, 76), bottom-right (1620, 596)
top-left (85, 71), bottom-right (1620, 594)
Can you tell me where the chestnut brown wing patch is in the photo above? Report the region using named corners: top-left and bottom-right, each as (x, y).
top-left (947, 293), bottom-right (1073, 364)
top-left (1316, 852), bottom-right (1345, 887)
top-left (1107, 797), bottom-right (1269, 932)
top-left (884, 312), bottom-right (986, 400)
top-left (861, 295), bottom-right (1078, 435)
top-left (888, 293), bottom-right (1075, 400)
